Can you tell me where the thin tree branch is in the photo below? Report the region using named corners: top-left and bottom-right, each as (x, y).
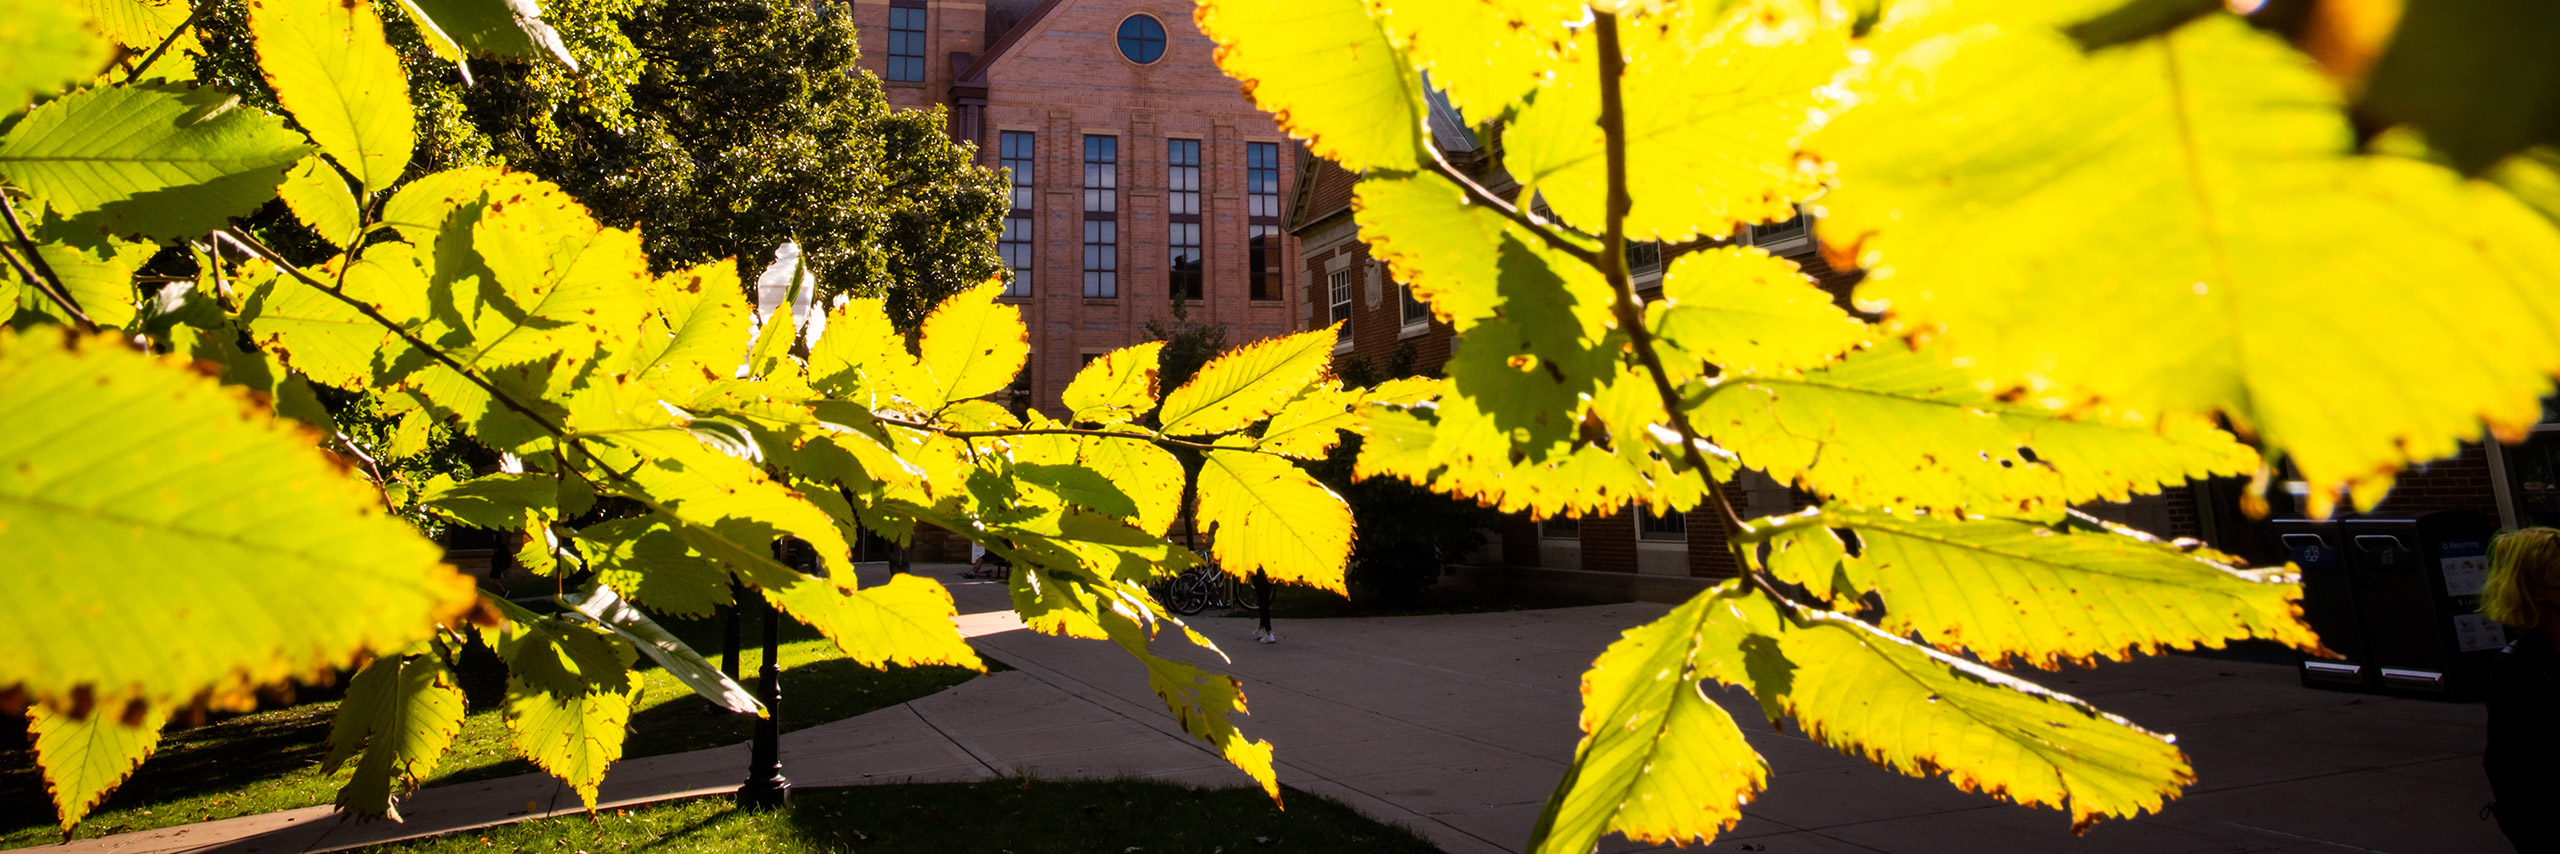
top-left (1418, 146), bottom-right (1603, 267)
top-left (212, 228), bottom-right (573, 441)
top-left (0, 201), bottom-right (95, 330)
top-left (1589, 13), bottom-right (1754, 546)
top-left (871, 414), bottom-right (1229, 451)
top-left (124, 0), bottom-right (213, 84)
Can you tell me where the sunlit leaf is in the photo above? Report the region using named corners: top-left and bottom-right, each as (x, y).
top-left (278, 157), bottom-right (363, 249)
top-left (914, 281), bottom-right (1027, 409)
top-left (1196, 449), bottom-right (1351, 592)
top-left (1766, 506), bottom-right (2317, 668)
top-left (0, 82), bottom-right (310, 239)
top-left (1197, 0), bottom-right (1427, 171)
top-left (1101, 613), bottom-right (1278, 800)
top-left (3, 2), bottom-right (107, 112)
top-left (417, 471), bottom-right (556, 530)
top-left (493, 613), bottom-right (634, 810)
top-left (1158, 328), bottom-right (1336, 436)
top-left (1765, 607), bottom-right (2192, 832)
top-left (810, 296), bottom-right (929, 411)
top-left (27, 699), bottom-right (166, 833)
top-left (248, 0), bottom-right (414, 192)
top-left (1529, 588), bottom-right (1768, 854)
top-left (1647, 246), bottom-right (1867, 380)
top-left (402, 0), bottom-right (579, 69)
top-left (323, 651), bottom-right (465, 819)
top-left (1506, 0), bottom-right (1849, 241)
top-left (0, 328), bottom-right (473, 719)
top-left (563, 583), bottom-right (760, 715)
top-left (1256, 383), bottom-right (1364, 459)
top-left (1819, 12), bottom-right (2560, 511)
top-left (1061, 341), bottom-right (1162, 425)
top-left (1370, 0), bottom-right (1581, 121)
top-left (573, 515), bottom-right (736, 619)
top-left (1696, 344), bottom-right (2256, 519)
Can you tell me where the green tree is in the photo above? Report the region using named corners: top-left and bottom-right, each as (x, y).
top-left (201, 0), bottom-right (1009, 329)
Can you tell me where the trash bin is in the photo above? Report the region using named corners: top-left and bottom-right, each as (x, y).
top-left (2339, 512), bottom-right (2502, 699)
top-left (2272, 518), bottom-right (2369, 690)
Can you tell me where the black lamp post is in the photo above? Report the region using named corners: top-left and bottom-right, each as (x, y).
top-left (738, 539), bottom-right (804, 809)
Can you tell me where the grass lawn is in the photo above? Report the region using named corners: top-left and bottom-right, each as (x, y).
top-left (368, 780), bottom-right (1442, 853)
top-left (0, 604), bottom-right (989, 849)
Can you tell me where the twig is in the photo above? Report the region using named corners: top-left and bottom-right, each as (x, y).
top-left (872, 413), bottom-right (1233, 451)
top-left (1417, 147), bottom-right (1603, 267)
top-left (124, 0), bottom-right (212, 84)
top-left (1589, 13), bottom-right (1753, 544)
top-left (0, 201), bottom-right (95, 329)
top-left (212, 229), bottom-right (573, 440)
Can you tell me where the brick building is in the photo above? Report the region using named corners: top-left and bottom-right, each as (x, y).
top-left (839, 0), bottom-right (1300, 411)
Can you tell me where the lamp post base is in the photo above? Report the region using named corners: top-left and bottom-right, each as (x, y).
top-left (736, 776), bottom-right (791, 810)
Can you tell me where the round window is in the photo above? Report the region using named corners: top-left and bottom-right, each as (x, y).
top-left (1117, 15), bottom-right (1166, 64)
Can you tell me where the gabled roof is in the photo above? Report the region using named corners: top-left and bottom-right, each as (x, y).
top-left (954, 0), bottom-right (1067, 88)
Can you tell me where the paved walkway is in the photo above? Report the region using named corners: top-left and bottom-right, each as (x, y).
top-left (36, 564), bottom-right (2508, 853)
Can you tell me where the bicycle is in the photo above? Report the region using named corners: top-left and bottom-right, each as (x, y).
top-left (1152, 561), bottom-right (1264, 616)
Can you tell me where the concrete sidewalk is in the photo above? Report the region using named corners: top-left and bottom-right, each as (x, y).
top-left (36, 565), bottom-right (2507, 853)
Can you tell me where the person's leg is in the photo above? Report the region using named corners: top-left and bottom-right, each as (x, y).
top-left (1254, 569), bottom-right (1277, 643)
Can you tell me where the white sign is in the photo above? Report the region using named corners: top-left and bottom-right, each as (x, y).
top-left (2454, 613), bottom-right (2508, 652)
top-left (2442, 554), bottom-right (2489, 597)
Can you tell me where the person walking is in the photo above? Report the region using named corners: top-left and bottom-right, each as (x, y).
top-left (2481, 526), bottom-right (2560, 852)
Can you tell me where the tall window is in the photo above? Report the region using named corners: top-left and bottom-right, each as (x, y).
top-left (1082, 135), bottom-right (1118, 298)
top-left (998, 132), bottom-right (1034, 298)
top-left (1247, 142), bottom-right (1282, 300)
top-left (1748, 207), bottom-right (1810, 247)
top-left (1328, 269), bottom-right (1354, 349)
top-left (1638, 506), bottom-right (1687, 541)
top-left (1167, 139), bottom-right (1202, 301)
top-left (1541, 517), bottom-right (1580, 539)
top-left (1400, 281), bottom-right (1429, 328)
top-left (886, 0), bottom-right (926, 83)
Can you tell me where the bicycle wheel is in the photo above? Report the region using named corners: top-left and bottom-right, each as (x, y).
top-left (1228, 571), bottom-right (1265, 611)
top-left (1168, 572), bottom-right (1210, 616)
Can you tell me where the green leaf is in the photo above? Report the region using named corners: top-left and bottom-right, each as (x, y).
top-left (810, 296), bottom-right (930, 410)
top-left (573, 515), bottom-right (737, 619)
top-left (11, 205), bottom-right (154, 328)
top-left (1817, 12), bottom-right (2560, 512)
top-left (1647, 246), bottom-right (1867, 379)
top-left (249, 0), bottom-right (414, 193)
top-left (1157, 328), bottom-right (1337, 436)
top-left (2, 2), bottom-right (108, 113)
top-left (494, 614), bottom-right (635, 810)
top-left (1371, 0), bottom-right (1580, 121)
top-left (745, 568), bottom-right (986, 672)
top-left (1060, 341), bottom-right (1162, 425)
top-left (1695, 343), bottom-right (2257, 519)
top-left (1766, 607), bottom-right (2192, 832)
top-left (1101, 611), bottom-right (1279, 800)
top-left (914, 281), bottom-right (1027, 409)
top-left (563, 583), bottom-right (760, 715)
top-left (28, 699), bottom-right (167, 834)
top-left (1355, 405), bottom-right (1711, 521)
top-left (628, 261), bottom-right (752, 404)
top-left (1071, 434), bottom-right (1184, 537)
top-left (1355, 170), bottom-right (1601, 329)
top-left (1255, 383), bottom-right (1364, 459)
top-left (402, 0), bottom-right (578, 69)
top-left (588, 429), bottom-right (856, 579)
top-left (1529, 589), bottom-right (1768, 854)
top-left (1197, 0), bottom-right (1426, 172)
top-left (0, 328), bottom-right (473, 718)
top-left (1504, 1), bottom-right (1848, 241)
top-left (1766, 506), bottom-right (2318, 667)
top-left (235, 253), bottom-right (391, 391)
top-left (278, 157), bottom-right (363, 248)
top-left (1196, 449), bottom-right (1351, 593)
top-left (417, 471), bottom-right (556, 530)
top-left (323, 652), bottom-right (466, 819)
top-left (0, 82), bottom-right (312, 239)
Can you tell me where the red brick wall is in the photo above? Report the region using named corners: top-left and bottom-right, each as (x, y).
top-left (1580, 509), bottom-right (1639, 574)
top-left (1501, 515), bottom-right (1542, 567)
top-left (2370, 442), bottom-right (2502, 517)
top-left (1685, 508), bottom-right (1740, 578)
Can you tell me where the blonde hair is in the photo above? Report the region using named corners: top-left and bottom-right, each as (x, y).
top-left (2482, 527), bottom-right (2560, 629)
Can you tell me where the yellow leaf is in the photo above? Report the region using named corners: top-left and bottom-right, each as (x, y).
top-left (28, 700), bottom-right (166, 833)
top-left (1196, 449), bottom-right (1351, 593)
top-left (915, 281), bottom-right (1027, 409)
top-left (1157, 328), bottom-right (1337, 436)
top-left (1061, 341), bottom-right (1163, 425)
top-left (1197, 0), bottom-right (1428, 172)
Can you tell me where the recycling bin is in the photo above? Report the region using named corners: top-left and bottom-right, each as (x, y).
top-left (2338, 512), bottom-right (2501, 699)
top-left (2272, 518), bottom-right (2369, 689)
